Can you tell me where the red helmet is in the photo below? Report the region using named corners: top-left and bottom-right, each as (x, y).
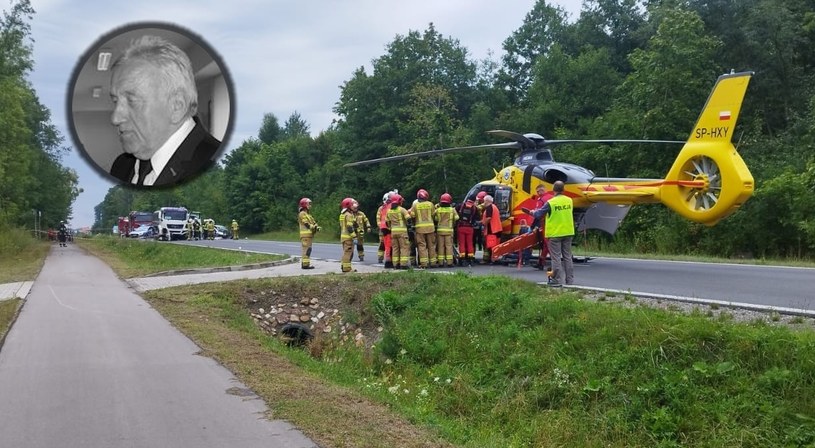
top-left (341, 197), bottom-right (355, 209)
top-left (299, 197), bottom-right (312, 209)
top-left (440, 193), bottom-right (453, 204)
top-left (476, 191), bottom-right (487, 201)
top-left (417, 189), bottom-right (429, 200)
top-left (389, 193), bottom-right (403, 204)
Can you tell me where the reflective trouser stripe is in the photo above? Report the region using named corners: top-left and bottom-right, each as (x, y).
top-left (436, 234), bottom-right (454, 263)
top-left (341, 239), bottom-right (354, 272)
top-left (392, 234), bottom-right (410, 266)
top-left (301, 237), bottom-right (312, 267)
top-left (415, 232), bottom-right (436, 266)
top-left (457, 226), bottom-right (474, 257)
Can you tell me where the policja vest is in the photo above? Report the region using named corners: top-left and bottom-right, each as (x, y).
top-left (544, 194), bottom-right (575, 238)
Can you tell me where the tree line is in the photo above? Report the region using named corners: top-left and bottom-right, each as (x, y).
top-left (94, 0), bottom-right (815, 258)
top-left (0, 0), bottom-right (80, 232)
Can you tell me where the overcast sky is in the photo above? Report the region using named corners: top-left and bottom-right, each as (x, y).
top-left (27, 0), bottom-right (583, 228)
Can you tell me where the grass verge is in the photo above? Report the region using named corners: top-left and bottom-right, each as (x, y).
top-left (0, 228), bottom-right (50, 283)
top-left (145, 272), bottom-right (815, 447)
top-left (0, 299), bottom-right (22, 346)
top-left (144, 281), bottom-right (452, 448)
top-left (77, 236), bottom-right (288, 278)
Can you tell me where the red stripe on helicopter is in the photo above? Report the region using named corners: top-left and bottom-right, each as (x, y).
top-left (719, 110), bottom-right (731, 121)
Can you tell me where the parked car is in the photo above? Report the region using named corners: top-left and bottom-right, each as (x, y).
top-left (214, 225), bottom-right (230, 239)
top-left (129, 224), bottom-right (155, 239)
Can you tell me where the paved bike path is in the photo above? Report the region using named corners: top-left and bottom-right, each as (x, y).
top-left (0, 244), bottom-right (316, 448)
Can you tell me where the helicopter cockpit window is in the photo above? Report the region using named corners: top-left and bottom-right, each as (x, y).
top-left (536, 151), bottom-right (553, 161)
top-left (494, 187), bottom-right (512, 221)
top-left (464, 184), bottom-right (495, 202)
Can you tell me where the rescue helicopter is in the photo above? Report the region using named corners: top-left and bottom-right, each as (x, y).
top-left (345, 71), bottom-right (755, 237)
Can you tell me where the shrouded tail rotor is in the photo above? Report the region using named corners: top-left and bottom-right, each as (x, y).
top-left (660, 72), bottom-right (754, 225)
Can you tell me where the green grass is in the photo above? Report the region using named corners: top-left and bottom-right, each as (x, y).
top-left (0, 299), bottom-right (22, 344)
top-left (78, 236), bottom-right (288, 278)
top-left (0, 228), bottom-right (50, 283)
top-left (145, 273), bottom-right (815, 448)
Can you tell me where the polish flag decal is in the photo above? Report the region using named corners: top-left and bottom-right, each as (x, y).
top-left (719, 110), bottom-right (731, 121)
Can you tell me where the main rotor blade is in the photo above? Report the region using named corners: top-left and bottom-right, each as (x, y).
top-left (344, 141), bottom-right (521, 167)
top-left (486, 130), bottom-right (538, 149)
top-left (544, 139), bottom-right (686, 146)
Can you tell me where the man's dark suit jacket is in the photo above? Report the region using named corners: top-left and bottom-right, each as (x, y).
top-left (109, 118), bottom-right (221, 187)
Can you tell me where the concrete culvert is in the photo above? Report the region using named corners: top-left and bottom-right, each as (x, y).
top-left (280, 323), bottom-right (313, 347)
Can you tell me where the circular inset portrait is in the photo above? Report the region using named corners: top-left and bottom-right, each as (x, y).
top-left (68, 22), bottom-right (234, 188)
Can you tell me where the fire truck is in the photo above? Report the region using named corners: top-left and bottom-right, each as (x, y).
top-left (153, 207), bottom-right (189, 241)
top-left (117, 211), bottom-right (154, 237)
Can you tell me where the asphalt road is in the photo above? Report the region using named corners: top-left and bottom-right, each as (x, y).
top-left (0, 244), bottom-right (316, 448)
top-left (182, 238), bottom-right (815, 312)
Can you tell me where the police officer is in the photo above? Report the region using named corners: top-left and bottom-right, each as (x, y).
top-left (535, 181), bottom-right (574, 286)
top-left (298, 197), bottom-right (320, 269)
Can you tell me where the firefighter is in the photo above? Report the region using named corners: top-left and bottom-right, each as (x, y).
top-left (185, 218), bottom-right (195, 240)
top-left (409, 189), bottom-right (436, 269)
top-left (193, 218), bottom-right (202, 240)
top-left (353, 201), bottom-right (372, 261)
top-left (532, 184), bottom-right (554, 270)
top-left (456, 197), bottom-right (478, 266)
top-left (298, 197), bottom-right (320, 269)
top-left (473, 191), bottom-right (487, 260)
top-left (231, 219), bottom-right (239, 239)
top-left (206, 219), bottom-right (216, 240)
top-left (58, 221), bottom-right (68, 247)
top-left (481, 194), bottom-right (502, 263)
top-left (376, 192), bottom-right (389, 264)
top-left (385, 193), bottom-right (411, 269)
top-left (339, 197), bottom-right (358, 273)
top-left (434, 193), bottom-right (459, 267)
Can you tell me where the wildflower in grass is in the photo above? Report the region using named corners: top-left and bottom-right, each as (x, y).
top-left (434, 377), bottom-right (440, 382)
top-left (446, 378), bottom-right (452, 384)
top-left (388, 385), bottom-right (399, 394)
top-left (419, 388), bottom-right (429, 397)
top-left (384, 358), bottom-right (392, 365)
top-left (400, 348), bottom-right (407, 356)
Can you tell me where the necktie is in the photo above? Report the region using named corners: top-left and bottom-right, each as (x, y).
top-left (136, 159), bottom-right (152, 186)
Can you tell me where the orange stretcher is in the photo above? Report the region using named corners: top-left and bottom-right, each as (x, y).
top-left (490, 229), bottom-right (545, 261)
